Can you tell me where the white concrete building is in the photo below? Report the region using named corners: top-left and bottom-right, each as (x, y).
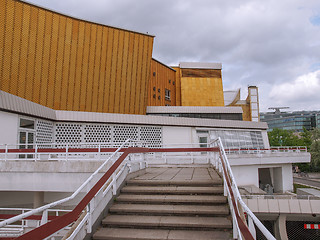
top-left (0, 90), bottom-right (310, 207)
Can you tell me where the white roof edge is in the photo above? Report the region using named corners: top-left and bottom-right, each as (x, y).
top-left (146, 106), bottom-right (243, 114)
top-left (0, 90), bottom-right (56, 120)
top-left (179, 62), bottom-right (222, 70)
top-left (55, 110), bottom-right (267, 130)
top-left (0, 90), bottom-right (267, 130)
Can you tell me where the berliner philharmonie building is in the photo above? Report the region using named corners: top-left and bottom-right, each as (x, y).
top-left (0, 1), bottom-right (318, 240)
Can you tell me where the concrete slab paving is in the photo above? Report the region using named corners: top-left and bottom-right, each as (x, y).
top-left (133, 167), bottom-right (220, 181)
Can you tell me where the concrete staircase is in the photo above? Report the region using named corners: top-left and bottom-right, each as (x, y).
top-left (93, 168), bottom-right (232, 240)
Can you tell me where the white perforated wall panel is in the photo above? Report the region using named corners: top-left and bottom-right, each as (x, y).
top-left (84, 125), bottom-right (112, 143)
top-left (36, 120), bottom-right (54, 146)
top-left (54, 123), bottom-right (162, 147)
top-left (55, 123), bottom-right (83, 144)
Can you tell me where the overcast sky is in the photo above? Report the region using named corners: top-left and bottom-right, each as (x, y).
top-left (27, 0), bottom-right (320, 112)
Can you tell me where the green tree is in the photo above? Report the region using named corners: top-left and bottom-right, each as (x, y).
top-left (309, 128), bottom-right (320, 172)
top-left (268, 128), bottom-right (313, 172)
top-left (300, 127), bottom-right (312, 149)
top-left (268, 128), bottom-right (303, 147)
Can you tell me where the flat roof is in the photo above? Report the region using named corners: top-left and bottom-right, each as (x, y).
top-left (0, 90), bottom-right (267, 130)
top-left (56, 111), bottom-right (267, 130)
top-left (179, 62), bottom-right (222, 70)
top-left (147, 106), bottom-right (243, 114)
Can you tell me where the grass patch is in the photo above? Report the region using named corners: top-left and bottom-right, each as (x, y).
top-left (293, 183), bottom-right (315, 193)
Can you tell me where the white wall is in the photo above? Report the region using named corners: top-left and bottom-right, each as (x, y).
top-left (163, 126), bottom-right (193, 147)
top-left (232, 164), bottom-right (293, 193)
top-left (0, 111), bottom-right (18, 145)
top-left (282, 164), bottom-right (293, 192)
top-left (231, 165), bottom-right (259, 187)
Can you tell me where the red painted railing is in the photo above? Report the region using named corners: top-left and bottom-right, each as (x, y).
top-left (14, 147), bottom-right (148, 240)
top-left (0, 144), bottom-right (270, 239)
top-left (218, 150), bottom-right (254, 240)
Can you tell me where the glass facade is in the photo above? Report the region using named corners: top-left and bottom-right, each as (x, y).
top-left (260, 111), bottom-right (319, 132)
top-left (316, 114), bottom-right (320, 128)
top-left (148, 113), bottom-right (242, 121)
top-left (208, 130), bottom-right (264, 149)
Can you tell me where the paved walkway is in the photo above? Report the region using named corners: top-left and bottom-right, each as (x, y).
top-left (134, 167), bottom-right (221, 181)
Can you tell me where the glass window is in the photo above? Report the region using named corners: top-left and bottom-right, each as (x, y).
top-left (20, 118), bottom-right (35, 129)
top-left (210, 130), bottom-right (264, 149)
top-left (165, 89), bottom-right (171, 100)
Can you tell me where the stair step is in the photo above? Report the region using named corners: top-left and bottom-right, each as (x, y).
top-left (126, 179), bottom-right (222, 186)
top-left (102, 215), bottom-right (232, 230)
top-left (116, 194), bottom-right (227, 204)
top-left (121, 186), bottom-right (224, 195)
top-left (109, 203), bottom-right (229, 216)
top-left (93, 227), bottom-right (231, 240)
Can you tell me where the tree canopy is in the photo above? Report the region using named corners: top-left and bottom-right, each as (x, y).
top-left (268, 128), bottom-right (319, 172)
top-left (268, 128), bottom-right (305, 147)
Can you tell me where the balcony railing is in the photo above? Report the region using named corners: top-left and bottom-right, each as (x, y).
top-left (0, 139), bottom-right (276, 240)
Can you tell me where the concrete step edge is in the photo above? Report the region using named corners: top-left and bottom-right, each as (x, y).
top-left (126, 180), bottom-right (223, 186)
top-left (109, 204), bottom-right (230, 216)
top-left (93, 227), bottom-right (232, 240)
top-left (116, 195), bottom-right (227, 204)
top-left (102, 215), bottom-right (232, 229)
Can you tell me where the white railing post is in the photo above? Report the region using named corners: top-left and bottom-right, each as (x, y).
top-left (86, 203), bottom-right (92, 234)
top-left (40, 209), bottom-right (48, 225)
top-left (223, 176), bottom-right (227, 197)
top-left (112, 172), bottom-right (117, 195)
top-left (248, 215), bottom-right (257, 239)
top-left (232, 213), bottom-right (238, 239)
top-left (66, 144), bottom-right (68, 161)
top-left (35, 144), bottom-right (38, 161)
top-left (98, 144), bottom-right (101, 161)
top-left (5, 144), bottom-right (8, 161)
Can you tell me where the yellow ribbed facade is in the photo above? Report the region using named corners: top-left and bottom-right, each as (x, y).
top-left (0, 0), bottom-right (154, 115)
top-left (180, 77), bottom-right (224, 106)
top-left (148, 59), bottom-right (176, 106)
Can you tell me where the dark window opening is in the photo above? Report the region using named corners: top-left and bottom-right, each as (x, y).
top-left (165, 89), bottom-right (171, 100)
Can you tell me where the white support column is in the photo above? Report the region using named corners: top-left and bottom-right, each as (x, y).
top-left (275, 214), bottom-right (288, 240)
top-left (33, 191), bottom-right (44, 208)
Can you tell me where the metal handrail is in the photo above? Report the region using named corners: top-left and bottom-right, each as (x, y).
top-left (0, 139), bottom-right (277, 240)
top-left (0, 139), bottom-right (133, 228)
top-left (214, 138), bottom-right (276, 240)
